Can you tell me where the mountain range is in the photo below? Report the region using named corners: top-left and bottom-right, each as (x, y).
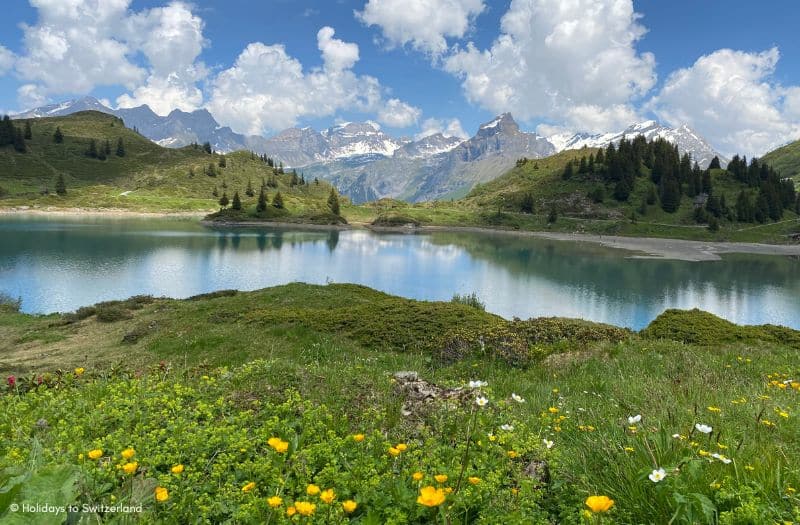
top-left (13, 97), bottom-right (726, 203)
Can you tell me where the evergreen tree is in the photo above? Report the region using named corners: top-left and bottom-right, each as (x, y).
top-left (13, 128), bottom-right (26, 153)
top-left (0, 115), bottom-right (13, 146)
top-left (206, 163), bottom-right (216, 177)
top-left (594, 148), bottom-right (604, 165)
top-left (735, 191), bottom-right (752, 222)
top-left (55, 174), bottom-right (67, 196)
top-left (547, 207), bottom-right (558, 224)
top-left (103, 139), bottom-right (111, 156)
top-left (708, 156), bottom-right (721, 170)
top-left (707, 216), bottom-right (720, 232)
top-left (203, 142), bottom-right (212, 154)
top-left (327, 188), bottom-right (341, 216)
top-left (246, 179), bottom-right (254, 197)
top-left (257, 188), bottom-right (268, 212)
top-left (86, 139), bottom-right (98, 158)
top-left (702, 170), bottom-right (712, 194)
top-left (272, 192), bottom-right (284, 209)
top-left (54, 126), bottom-right (64, 144)
top-left (116, 137), bottom-right (125, 157)
top-left (218, 155), bottom-right (226, 168)
top-left (219, 192), bottom-right (229, 208)
top-left (588, 186), bottom-right (604, 203)
top-left (314, 177), bottom-right (320, 185)
top-left (231, 191), bottom-right (242, 210)
top-left (562, 161), bottom-right (574, 180)
top-left (24, 121), bottom-right (32, 140)
top-left (660, 176), bottom-right (681, 213)
top-left (754, 193), bottom-right (769, 223)
top-left (520, 192), bottom-right (535, 214)
top-left (646, 184), bottom-right (658, 205)
top-left (578, 156), bottom-right (588, 174)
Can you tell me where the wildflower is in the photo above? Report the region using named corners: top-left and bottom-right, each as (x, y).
top-left (444, 487), bottom-right (453, 494)
top-left (761, 419), bottom-right (775, 427)
top-left (511, 488), bottom-right (519, 495)
top-left (488, 433), bottom-right (497, 442)
top-left (548, 407), bottom-right (559, 414)
top-left (628, 426), bottom-right (638, 433)
top-left (267, 437), bottom-right (289, 454)
top-left (710, 482), bottom-right (721, 490)
top-left (434, 474), bottom-right (448, 484)
top-left (468, 380), bottom-right (487, 388)
top-left (777, 411), bottom-right (789, 419)
top-left (786, 487), bottom-right (796, 495)
top-left (306, 484), bottom-right (320, 496)
top-left (624, 447), bottom-right (634, 453)
top-left (171, 464), bottom-right (184, 474)
top-left (475, 396), bottom-right (489, 407)
top-left (88, 449), bottom-right (103, 460)
top-left (416, 486), bottom-right (446, 507)
top-left (744, 465), bottom-right (755, 471)
top-left (342, 500), bottom-right (358, 513)
top-left (78, 453), bottom-right (84, 460)
top-left (7, 376), bottom-right (15, 387)
top-left (388, 447), bottom-right (401, 457)
top-left (500, 424), bottom-right (514, 431)
top-left (552, 388), bottom-right (559, 393)
top-left (121, 448), bottom-right (135, 460)
top-left (396, 443), bottom-right (408, 452)
top-left (468, 476), bottom-right (481, 485)
top-left (648, 468), bottom-right (667, 483)
top-left (412, 472), bottom-right (424, 481)
top-left (295, 501), bottom-right (316, 516)
top-left (695, 423), bottom-right (713, 434)
top-left (711, 453), bottom-right (732, 464)
top-left (154, 486), bottom-right (169, 502)
top-left (716, 443), bottom-right (728, 450)
top-left (627, 415), bottom-right (642, 425)
top-left (286, 506), bottom-right (296, 517)
top-left (543, 439), bottom-right (554, 449)
top-left (585, 495), bottom-right (614, 513)
top-left (511, 393), bottom-right (525, 403)
top-left (320, 489), bottom-right (335, 504)
top-left (74, 367), bottom-right (85, 376)
top-left (267, 496), bottom-right (282, 508)
top-left (242, 482), bottom-right (256, 493)
top-left (122, 462), bottom-right (138, 475)
top-left (352, 434), bottom-right (365, 442)
top-left (507, 450), bottom-right (518, 459)
top-left (699, 449), bottom-right (711, 457)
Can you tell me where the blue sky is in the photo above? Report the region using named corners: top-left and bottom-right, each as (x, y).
top-left (1, 1), bottom-right (799, 156)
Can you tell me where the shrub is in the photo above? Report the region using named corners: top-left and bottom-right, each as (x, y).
top-left (187, 290), bottom-right (238, 301)
top-left (0, 293), bottom-right (21, 313)
top-left (95, 304), bottom-right (132, 323)
top-left (451, 292), bottom-right (486, 311)
top-left (62, 306), bottom-right (97, 324)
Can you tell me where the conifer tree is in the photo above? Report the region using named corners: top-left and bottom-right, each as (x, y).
top-left (203, 142), bottom-right (212, 154)
top-left (231, 191), bottom-right (242, 210)
top-left (13, 128), bottom-right (26, 153)
top-left (272, 192), bottom-right (284, 209)
top-left (103, 139), bottom-right (111, 156)
top-left (257, 188), bottom-right (268, 212)
top-left (218, 155), bottom-right (226, 168)
top-left (86, 139), bottom-right (98, 158)
top-left (708, 156), bottom-right (721, 170)
top-left (520, 193), bottom-right (534, 214)
top-left (55, 174), bottom-right (67, 195)
top-left (116, 137), bottom-right (125, 157)
top-left (327, 188), bottom-right (340, 216)
top-left (246, 179), bottom-right (254, 197)
top-left (219, 192), bottom-right (229, 208)
top-left (24, 121), bottom-right (32, 139)
top-left (0, 115), bottom-right (12, 145)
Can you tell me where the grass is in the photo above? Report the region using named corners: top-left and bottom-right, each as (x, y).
top-left (1, 283), bottom-right (799, 522)
top-left (763, 138), bottom-right (800, 182)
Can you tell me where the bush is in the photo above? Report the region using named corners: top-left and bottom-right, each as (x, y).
top-left (95, 304), bottom-right (132, 323)
top-left (0, 293), bottom-right (21, 313)
top-left (451, 292), bottom-right (486, 311)
top-left (62, 306), bottom-right (97, 324)
top-left (187, 290), bottom-right (238, 301)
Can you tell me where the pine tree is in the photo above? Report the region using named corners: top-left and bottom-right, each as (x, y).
top-left (736, 191), bottom-right (751, 222)
top-left (520, 193), bottom-right (534, 214)
top-left (327, 188), bottom-right (340, 216)
top-left (116, 137), bottom-right (125, 157)
top-left (708, 156), bottom-right (721, 170)
top-left (257, 188), bottom-right (268, 212)
top-left (13, 128), bottom-right (26, 153)
top-left (203, 142), bottom-right (212, 154)
top-left (660, 176), bottom-right (681, 213)
top-left (219, 192), bottom-right (229, 208)
top-left (86, 139), bottom-right (98, 158)
top-left (562, 162), bottom-right (574, 180)
top-left (246, 179), bottom-right (254, 197)
top-left (231, 191), bottom-right (242, 210)
top-left (0, 115), bottom-right (13, 146)
top-left (206, 163), bottom-right (216, 177)
top-left (103, 139), bottom-right (111, 156)
top-left (272, 192), bottom-right (284, 209)
top-left (24, 121), bottom-right (32, 140)
top-left (218, 155), bottom-right (226, 168)
top-left (55, 174), bottom-right (67, 196)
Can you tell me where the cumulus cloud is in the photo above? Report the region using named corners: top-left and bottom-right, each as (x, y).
top-left (0, 45), bottom-right (15, 75)
top-left (377, 98), bottom-right (421, 128)
top-left (415, 117), bottom-right (468, 140)
top-left (12, 0), bottom-right (206, 114)
top-left (649, 47), bottom-right (800, 156)
top-left (356, 0), bottom-right (485, 55)
top-left (443, 0), bottom-right (655, 133)
top-left (209, 27), bottom-right (418, 135)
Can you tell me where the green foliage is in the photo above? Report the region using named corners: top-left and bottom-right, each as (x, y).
top-left (450, 292), bottom-right (486, 311)
top-left (371, 213), bottom-right (421, 227)
top-left (0, 293), bottom-right (22, 313)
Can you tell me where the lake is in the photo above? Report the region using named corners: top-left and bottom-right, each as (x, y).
top-left (1, 216), bottom-right (799, 330)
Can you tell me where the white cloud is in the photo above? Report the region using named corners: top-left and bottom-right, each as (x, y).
top-left (208, 27), bottom-right (404, 135)
top-left (17, 84), bottom-right (48, 108)
top-left (377, 98), bottom-right (421, 128)
top-left (444, 0), bottom-right (655, 133)
top-left (356, 0), bottom-right (486, 55)
top-left (416, 117), bottom-right (468, 140)
top-left (0, 45), bottom-right (15, 75)
top-left (649, 47), bottom-right (800, 157)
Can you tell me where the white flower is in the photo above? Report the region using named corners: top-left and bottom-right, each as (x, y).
top-left (672, 434), bottom-right (681, 439)
top-left (475, 396), bottom-right (489, 407)
top-left (628, 415), bottom-right (642, 425)
top-left (543, 439), bottom-right (554, 449)
top-left (469, 380), bottom-right (487, 389)
top-left (511, 393), bottom-right (525, 403)
top-left (711, 453), bottom-right (732, 464)
top-left (500, 424), bottom-right (514, 431)
top-left (648, 468), bottom-right (667, 483)
top-left (695, 424), bottom-right (713, 434)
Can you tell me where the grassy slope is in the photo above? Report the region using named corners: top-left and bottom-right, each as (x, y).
top-left (0, 111), bottom-right (339, 216)
top-left (763, 139), bottom-right (800, 183)
top-left (1, 284), bottom-right (799, 523)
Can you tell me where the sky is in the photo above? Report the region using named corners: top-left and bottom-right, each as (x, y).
top-left (1, 0), bottom-right (799, 157)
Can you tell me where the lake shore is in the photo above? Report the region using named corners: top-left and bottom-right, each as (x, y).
top-left (0, 206), bottom-right (209, 218)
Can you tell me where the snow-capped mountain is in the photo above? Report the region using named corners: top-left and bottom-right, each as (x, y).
top-left (548, 120), bottom-right (726, 168)
top-left (322, 122), bottom-right (409, 158)
top-left (14, 97), bottom-right (114, 118)
top-left (395, 133), bottom-right (464, 159)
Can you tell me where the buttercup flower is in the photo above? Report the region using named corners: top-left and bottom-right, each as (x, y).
top-left (88, 449), bottom-right (103, 460)
top-left (286, 506), bottom-right (296, 517)
top-left (74, 367), bottom-right (85, 376)
top-left (121, 448), bottom-right (135, 460)
top-left (649, 468), bottom-right (667, 483)
top-left (171, 464), bottom-right (184, 474)
top-left (695, 423), bottom-right (713, 434)
top-left (295, 501), bottom-right (316, 516)
top-left (388, 447), bottom-right (400, 457)
top-left (306, 484), bottom-right (320, 496)
top-left (434, 474), bottom-right (448, 483)
top-left (468, 476), bottom-right (481, 485)
top-left (548, 407), bottom-right (559, 414)
top-left (122, 462), bottom-right (138, 475)
top-left (412, 471), bottom-right (424, 481)
top-left (154, 486), bottom-right (169, 502)
top-left (396, 443), bottom-right (408, 452)
top-left (267, 496), bottom-right (282, 508)
top-left (352, 434), bottom-right (365, 442)
top-left (585, 495), bottom-right (614, 513)
top-left (627, 415), bottom-right (642, 425)
top-left (417, 486), bottom-right (446, 507)
top-left (267, 437), bottom-right (289, 453)
top-left (320, 489), bottom-right (335, 504)
top-left (342, 500), bottom-right (358, 513)
top-left (242, 482), bottom-right (256, 492)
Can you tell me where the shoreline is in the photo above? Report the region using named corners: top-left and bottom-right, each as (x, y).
top-left (3, 207), bottom-right (798, 261)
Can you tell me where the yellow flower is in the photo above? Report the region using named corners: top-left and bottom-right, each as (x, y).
top-left (434, 474), bottom-right (448, 483)
top-left (306, 484), bottom-right (320, 496)
top-left (707, 406), bottom-right (721, 413)
top-left (416, 486), bottom-right (446, 507)
top-left (320, 489), bottom-right (335, 504)
top-left (121, 448), bottom-right (135, 460)
top-left (388, 447), bottom-right (400, 457)
top-left (154, 486), bottom-right (169, 502)
top-left (342, 500), bottom-right (358, 513)
top-left (786, 487), bottom-right (796, 495)
top-left (88, 449), bottom-right (103, 460)
top-left (585, 495), bottom-right (615, 513)
top-left (171, 464), bottom-right (184, 474)
top-left (744, 465), bottom-right (755, 471)
top-left (242, 482), bottom-right (256, 493)
top-left (624, 447), bottom-right (634, 453)
top-left (396, 443), bottom-right (408, 452)
top-left (295, 501), bottom-right (316, 516)
top-left (352, 434), bottom-right (365, 442)
top-left (122, 462), bottom-right (138, 475)
top-left (267, 437), bottom-right (289, 454)
top-left (699, 450), bottom-right (711, 457)
top-left (74, 367), bottom-right (85, 376)
top-left (710, 482), bottom-right (721, 490)
top-left (778, 411), bottom-right (789, 419)
top-left (286, 506), bottom-right (296, 517)
top-left (267, 496), bottom-right (282, 508)
top-left (548, 407), bottom-right (559, 414)
top-left (468, 476), bottom-right (481, 485)
top-left (78, 453), bottom-right (84, 461)
top-left (507, 450), bottom-right (518, 459)
top-left (412, 471), bottom-right (424, 481)
top-left (444, 487), bottom-right (453, 494)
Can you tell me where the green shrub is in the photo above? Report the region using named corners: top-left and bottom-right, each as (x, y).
top-left (187, 290), bottom-right (238, 301)
top-left (0, 293), bottom-right (21, 313)
top-left (62, 306), bottom-right (97, 324)
top-left (95, 304), bottom-right (132, 323)
top-left (451, 292), bottom-right (486, 311)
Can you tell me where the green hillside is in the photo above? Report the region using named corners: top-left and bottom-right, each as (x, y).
top-left (0, 111), bottom-right (339, 216)
top-left (763, 139), bottom-right (800, 183)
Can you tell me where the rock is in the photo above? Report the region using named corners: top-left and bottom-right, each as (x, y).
top-left (523, 459), bottom-right (550, 486)
top-left (392, 371), bottom-right (472, 417)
